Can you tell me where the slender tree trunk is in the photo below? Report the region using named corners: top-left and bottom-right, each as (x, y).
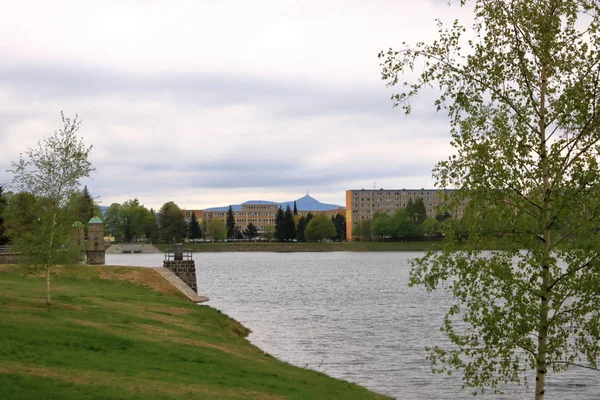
top-left (535, 63), bottom-right (550, 400)
top-left (46, 207), bottom-right (58, 306)
top-left (46, 265), bottom-right (51, 306)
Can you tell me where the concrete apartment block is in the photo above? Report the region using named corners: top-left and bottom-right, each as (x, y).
top-left (345, 188), bottom-right (458, 241)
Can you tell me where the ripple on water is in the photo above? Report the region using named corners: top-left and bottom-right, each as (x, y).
top-left (106, 252), bottom-right (600, 400)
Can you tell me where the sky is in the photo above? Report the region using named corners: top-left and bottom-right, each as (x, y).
top-left (0, 0), bottom-right (471, 211)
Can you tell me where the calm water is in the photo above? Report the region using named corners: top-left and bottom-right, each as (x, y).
top-left (105, 252), bottom-right (599, 399)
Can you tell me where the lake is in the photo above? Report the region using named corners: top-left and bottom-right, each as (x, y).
top-left (105, 252), bottom-right (598, 399)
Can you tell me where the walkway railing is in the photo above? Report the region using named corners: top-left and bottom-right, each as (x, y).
top-left (164, 243), bottom-right (193, 261)
top-left (0, 245), bottom-right (15, 254)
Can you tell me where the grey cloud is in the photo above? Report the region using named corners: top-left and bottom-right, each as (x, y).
top-left (91, 155), bottom-right (431, 194)
top-left (0, 63), bottom-right (404, 119)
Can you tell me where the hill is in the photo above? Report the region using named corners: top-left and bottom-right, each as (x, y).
top-left (0, 264), bottom-right (389, 400)
top-left (204, 194), bottom-right (343, 212)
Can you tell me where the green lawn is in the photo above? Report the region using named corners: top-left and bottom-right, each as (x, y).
top-left (0, 265), bottom-right (390, 400)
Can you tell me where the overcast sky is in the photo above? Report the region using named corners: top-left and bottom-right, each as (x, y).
top-left (0, 0), bottom-right (470, 210)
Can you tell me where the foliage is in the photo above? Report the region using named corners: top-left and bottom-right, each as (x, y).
top-left (331, 213), bottom-right (346, 241)
top-left (380, 0), bottom-right (600, 397)
top-left (369, 209), bottom-right (418, 241)
top-left (158, 201), bottom-right (187, 243)
top-left (188, 212), bottom-right (202, 240)
top-left (243, 222), bottom-right (258, 239)
top-left (226, 205), bottom-right (235, 239)
top-left (296, 216), bottom-right (308, 241)
top-left (3, 192), bottom-right (39, 245)
top-left (206, 219), bottom-right (226, 241)
top-left (65, 186), bottom-right (101, 238)
top-left (293, 200), bottom-right (298, 215)
top-left (421, 217), bottom-right (441, 237)
top-left (352, 220), bottom-right (371, 241)
top-left (435, 211), bottom-right (452, 223)
top-left (144, 208), bottom-right (160, 243)
top-left (104, 199), bottom-right (151, 242)
top-left (390, 209), bottom-right (419, 240)
top-left (122, 199), bottom-right (149, 242)
top-left (103, 203), bottom-right (122, 240)
top-left (406, 198), bottom-right (427, 226)
top-left (370, 212), bottom-right (391, 240)
top-left (261, 225), bottom-right (275, 242)
top-left (0, 185), bottom-right (9, 245)
top-left (282, 205), bottom-right (296, 241)
top-left (304, 214), bottom-right (337, 242)
top-left (6, 112), bottom-right (94, 305)
top-left (72, 186), bottom-right (95, 224)
top-left (274, 207), bottom-right (285, 241)
top-left (296, 213), bottom-right (314, 241)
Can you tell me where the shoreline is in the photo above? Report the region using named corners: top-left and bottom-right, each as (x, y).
top-left (153, 241), bottom-right (448, 253)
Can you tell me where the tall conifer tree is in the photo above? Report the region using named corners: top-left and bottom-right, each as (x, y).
top-left (274, 207), bottom-right (284, 241)
top-left (283, 205), bottom-right (296, 241)
top-left (226, 205), bottom-right (235, 239)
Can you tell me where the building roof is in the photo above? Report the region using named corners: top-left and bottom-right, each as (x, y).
top-left (203, 205), bottom-right (242, 212)
top-left (243, 200), bottom-right (278, 206)
top-left (89, 216), bottom-right (103, 224)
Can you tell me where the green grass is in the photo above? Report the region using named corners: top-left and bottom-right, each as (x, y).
top-left (0, 265), bottom-right (390, 400)
top-left (154, 238), bottom-right (512, 253)
top-left (156, 241), bottom-right (448, 252)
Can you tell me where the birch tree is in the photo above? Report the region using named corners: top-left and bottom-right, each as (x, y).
top-left (380, 1), bottom-right (600, 398)
top-left (7, 112), bottom-right (94, 305)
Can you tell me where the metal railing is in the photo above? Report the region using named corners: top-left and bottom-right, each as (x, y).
top-left (0, 245), bottom-right (15, 254)
top-left (164, 243), bottom-right (193, 261)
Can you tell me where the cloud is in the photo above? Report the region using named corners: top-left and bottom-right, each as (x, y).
top-left (0, 0), bottom-right (465, 209)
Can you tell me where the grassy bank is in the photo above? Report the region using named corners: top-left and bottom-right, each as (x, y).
top-left (156, 241), bottom-right (448, 253)
top-left (0, 265), bottom-right (390, 400)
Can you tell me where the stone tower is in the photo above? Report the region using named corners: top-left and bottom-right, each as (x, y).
top-left (86, 216), bottom-right (105, 265)
top-left (163, 243), bottom-right (198, 293)
top-left (72, 221), bottom-right (85, 262)
top-left (72, 221), bottom-right (84, 247)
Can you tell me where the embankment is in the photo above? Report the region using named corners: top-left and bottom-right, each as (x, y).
top-left (0, 264), bottom-right (390, 400)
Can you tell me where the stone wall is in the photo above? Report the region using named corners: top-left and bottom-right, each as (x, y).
top-left (86, 250), bottom-right (105, 265)
top-left (163, 260), bottom-right (197, 293)
top-left (0, 253), bottom-right (20, 264)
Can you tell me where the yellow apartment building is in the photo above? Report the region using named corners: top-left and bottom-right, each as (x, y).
top-left (200, 194), bottom-right (345, 235)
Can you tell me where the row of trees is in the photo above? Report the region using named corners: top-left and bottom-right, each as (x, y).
top-left (104, 200), bottom-right (189, 244)
top-left (2, 185), bottom-right (101, 239)
top-left (353, 198), bottom-right (448, 241)
top-left (220, 201), bottom-right (346, 242)
top-left (0, 185), bottom-right (101, 247)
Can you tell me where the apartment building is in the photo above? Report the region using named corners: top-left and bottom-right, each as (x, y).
top-left (201, 194), bottom-right (345, 234)
top-left (182, 210), bottom-right (203, 223)
top-left (203, 201), bottom-right (280, 232)
top-left (345, 188), bottom-right (458, 240)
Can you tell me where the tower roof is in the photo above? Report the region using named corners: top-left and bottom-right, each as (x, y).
top-left (89, 216), bottom-right (103, 224)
